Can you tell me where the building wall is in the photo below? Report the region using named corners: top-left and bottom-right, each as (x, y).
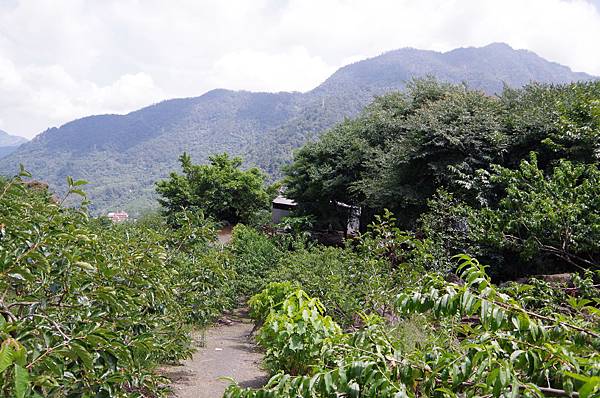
top-left (272, 207), bottom-right (291, 224)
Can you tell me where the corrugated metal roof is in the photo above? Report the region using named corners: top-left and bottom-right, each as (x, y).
top-left (272, 195), bottom-right (297, 206)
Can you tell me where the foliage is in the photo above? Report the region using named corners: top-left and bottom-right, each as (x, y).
top-left (156, 152), bottom-right (272, 225)
top-left (395, 255), bottom-right (600, 397)
top-left (502, 269), bottom-right (600, 318)
top-left (469, 153), bottom-right (600, 275)
top-left (276, 215), bottom-right (315, 237)
top-left (0, 172), bottom-right (234, 397)
top-left (501, 81), bottom-right (600, 168)
top-left (255, 289), bottom-right (342, 376)
top-left (248, 281), bottom-right (299, 323)
top-left (285, 80), bottom-right (600, 235)
top-left (418, 190), bottom-right (476, 267)
top-left (356, 209), bottom-right (436, 272)
top-left (283, 117), bottom-right (369, 231)
top-left (227, 256), bottom-right (600, 398)
top-left (285, 79), bottom-right (507, 230)
top-left (268, 246), bottom-right (365, 325)
top-left (122, 209), bottom-right (237, 326)
top-left (268, 211), bottom-right (425, 326)
top-left (227, 225), bottom-right (284, 296)
top-left (284, 79), bottom-right (600, 278)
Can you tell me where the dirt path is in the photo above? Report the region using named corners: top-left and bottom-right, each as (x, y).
top-left (217, 225), bottom-right (233, 245)
top-left (163, 311), bottom-right (268, 398)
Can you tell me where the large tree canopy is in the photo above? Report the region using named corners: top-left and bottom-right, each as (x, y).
top-left (284, 78), bottom-right (600, 276)
top-left (285, 78), bottom-right (600, 230)
top-left (285, 78), bottom-right (507, 229)
top-left (156, 152), bottom-right (271, 224)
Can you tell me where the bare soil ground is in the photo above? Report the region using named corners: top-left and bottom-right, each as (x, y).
top-left (217, 225), bottom-right (233, 245)
top-left (162, 310), bottom-right (267, 398)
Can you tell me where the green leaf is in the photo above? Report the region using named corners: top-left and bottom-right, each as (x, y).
top-left (579, 381), bottom-right (596, 398)
top-left (70, 342), bottom-right (94, 369)
top-left (70, 189), bottom-right (87, 197)
top-left (14, 364), bottom-right (30, 398)
top-left (18, 164), bottom-right (31, 178)
top-left (0, 344), bottom-right (14, 373)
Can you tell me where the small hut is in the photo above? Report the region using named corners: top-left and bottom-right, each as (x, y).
top-left (271, 196), bottom-right (296, 224)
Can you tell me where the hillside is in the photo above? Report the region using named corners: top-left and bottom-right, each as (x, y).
top-left (0, 43), bottom-right (595, 215)
top-left (0, 129), bottom-right (28, 159)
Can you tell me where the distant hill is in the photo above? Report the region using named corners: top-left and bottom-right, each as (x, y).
top-left (0, 130), bottom-right (27, 159)
top-left (0, 43), bottom-right (595, 214)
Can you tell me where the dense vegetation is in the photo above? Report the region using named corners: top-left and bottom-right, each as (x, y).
top-left (226, 253), bottom-right (599, 397)
top-left (0, 171), bottom-right (237, 397)
top-left (0, 43), bottom-right (594, 215)
top-left (285, 79), bottom-right (600, 279)
top-left (0, 73), bottom-right (598, 397)
top-left (156, 152), bottom-right (274, 225)
top-left (220, 78), bottom-right (600, 397)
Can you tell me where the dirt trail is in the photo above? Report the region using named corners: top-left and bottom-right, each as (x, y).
top-left (163, 311), bottom-right (268, 398)
top-left (217, 225), bottom-right (233, 245)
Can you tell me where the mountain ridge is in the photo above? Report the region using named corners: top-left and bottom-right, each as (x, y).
top-left (0, 43), bottom-right (596, 214)
top-left (0, 129), bottom-right (28, 159)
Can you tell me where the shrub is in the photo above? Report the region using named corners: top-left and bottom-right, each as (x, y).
top-left (257, 289), bottom-right (341, 375)
top-left (0, 173), bottom-right (234, 396)
top-left (227, 256), bottom-right (600, 398)
top-left (248, 281), bottom-right (299, 323)
top-left (470, 153), bottom-right (600, 277)
top-left (228, 225), bottom-right (283, 296)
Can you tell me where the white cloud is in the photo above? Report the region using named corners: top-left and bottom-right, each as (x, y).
top-left (0, 0), bottom-right (599, 138)
top-left (0, 56), bottom-right (164, 133)
top-left (211, 47), bottom-right (335, 92)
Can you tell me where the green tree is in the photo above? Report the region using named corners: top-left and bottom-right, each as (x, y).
top-left (357, 83), bottom-right (505, 227)
top-left (285, 78), bottom-right (506, 229)
top-left (501, 81), bottom-right (600, 169)
top-left (156, 152), bottom-right (272, 224)
top-left (471, 153), bottom-right (600, 275)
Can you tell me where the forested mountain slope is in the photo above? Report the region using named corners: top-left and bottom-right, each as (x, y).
top-left (0, 43), bottom-right (595, 214)
top-left (0, 129), bottom-right (27, 159)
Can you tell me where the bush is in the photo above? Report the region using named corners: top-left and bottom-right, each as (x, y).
top-left (0, 174), bottom-right (234, 396)
top-left (268, 211), bottom-right (428, 326)
top-left (227, 257), bottom-right (600, 398)
top-left (471, 153), bottom-right (600, 276)
top-left (256, 289), bottom-right (341, 375)
top-left (228, 225), bottom-right (283, 296)
top-left (248, 281), bottom-right (299, 323)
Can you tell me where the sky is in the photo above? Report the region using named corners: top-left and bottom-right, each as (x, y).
top-left (0, 0), bottom-right (599, 139)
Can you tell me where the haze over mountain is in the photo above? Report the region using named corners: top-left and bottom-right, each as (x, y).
top-left (0, 43), bottom-right (595, 214)
top-left (0, 130), bottom-right (28, 159)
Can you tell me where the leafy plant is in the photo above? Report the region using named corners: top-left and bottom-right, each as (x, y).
top-left (227, 256), bottom-right (600, 398)
top-left (248, 281), bottom-right (299, 323)
top-left (156, 152), bottom-right (273, 225)
top-left (471, 153), bottom-right (600, 275)
top-left (0, 171), bottom-right (235, 396)
top-left (227, 225), bottom-right (284, 296)
top-left (256, 289), bottom-right (342, 375)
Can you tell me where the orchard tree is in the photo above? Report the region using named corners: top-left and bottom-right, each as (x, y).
top-left (157, 152), bottom-right (272, 224)
top-left (470, 153), bottom-right (600, 275)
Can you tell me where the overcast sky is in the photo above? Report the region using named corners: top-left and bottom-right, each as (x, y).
top-left (1, 0), bottom-right (599, 139)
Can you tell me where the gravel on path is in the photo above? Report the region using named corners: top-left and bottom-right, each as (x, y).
top-left (163, 313), bottom-right (268, 398)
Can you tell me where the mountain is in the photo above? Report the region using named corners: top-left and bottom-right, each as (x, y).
top-left (0, 43), bottom-right (595, 214)
top-left (0, 130), bottom-right (28, 159)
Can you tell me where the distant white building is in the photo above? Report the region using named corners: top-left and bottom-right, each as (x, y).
top-left (107, 211), bottom-right (129, 223)
top-left (271, 196), bottom-right (296, 224)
